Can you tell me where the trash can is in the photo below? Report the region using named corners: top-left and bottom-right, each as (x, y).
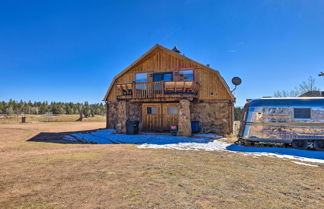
top-left (21, 117), bottom-right (26, 123)
top-left (191, 121), bottom-right (200, 133)
top-left (170, 125), bottom-right (178, 136)
top-left (126, 120), bottom-right (139, 135)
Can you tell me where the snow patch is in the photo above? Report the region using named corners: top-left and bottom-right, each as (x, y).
top-left (193, 133), bottom-right (222, 139)
top-left (292, 161), bottom-right (319, 167)
top-left (63, 128), bottom-right (324, 165)
top-left (138, 140), bottom-right (228, 151)
top-left (138, 140), bottom-right (324, 164)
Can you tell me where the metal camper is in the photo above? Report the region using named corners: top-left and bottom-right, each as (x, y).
top-left (238, 97), bottom-right (324, 150)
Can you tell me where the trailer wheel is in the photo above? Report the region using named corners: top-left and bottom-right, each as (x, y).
top-left (292, 140), bottom-right (308, 150)
top-left (314, 140), bottom-right (324, 151)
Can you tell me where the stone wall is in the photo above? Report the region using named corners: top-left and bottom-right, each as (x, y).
top-left (107, 101), bottom-right (141, 133)
top-left (107, 100), bottom-right (233, 136)
top-left (190, 101), bottom-right (231, 136)
top-left (178, 99), bottom-right (192, 136)
top-left (127, 102), bottom-right (142, 130)
top-left (107, 101), bottom-right (127, 133)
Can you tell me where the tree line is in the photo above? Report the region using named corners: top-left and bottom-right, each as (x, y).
top-left (0, 100), bottom-right (106, 118)
top-left (234, 107), bottom-right (243, 121)
top-left (274, 76), bottom-right (320, 97)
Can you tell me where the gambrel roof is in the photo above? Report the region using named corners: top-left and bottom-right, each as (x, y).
top-left (103, 44), bottom-right (234, 101)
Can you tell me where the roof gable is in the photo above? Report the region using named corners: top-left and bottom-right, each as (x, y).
top-left (103, 44), bottom-right (234, 101)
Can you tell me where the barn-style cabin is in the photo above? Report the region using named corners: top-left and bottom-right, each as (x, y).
top-left (103, 44), bottom-right (235, 136)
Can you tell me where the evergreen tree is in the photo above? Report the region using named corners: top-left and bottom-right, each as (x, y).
top-left (0, 100), bottom-right (106, 116)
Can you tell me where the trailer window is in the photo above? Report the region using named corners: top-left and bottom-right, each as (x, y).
top-left (294, 108), bottom-right (311, 119)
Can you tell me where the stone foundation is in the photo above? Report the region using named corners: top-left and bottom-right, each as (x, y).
top-left (127, 102), bottom-right (142, 130)
top-left (107, 100), bottom-right (233, 136)
top-left (190, 101), bottom-right (232, 136)
top-left (107, 101), bottom-right (127, 133)
top-left (178, 99), bottom-right (192, 136)
top-left (107, 101), bottom-right (141, 133)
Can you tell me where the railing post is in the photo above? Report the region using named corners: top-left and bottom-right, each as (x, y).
top-left (162, 81), bottom-right (164, 97)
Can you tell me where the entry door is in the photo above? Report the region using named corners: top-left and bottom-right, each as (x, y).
top-left (142, 104), bottom-right (162, 131)
top-left (142, 103), bottom-right (179, 131)
top-left (162, 103), bottom-right (179, 130)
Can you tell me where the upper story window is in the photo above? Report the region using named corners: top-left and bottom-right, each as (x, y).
top-left (179, 70), bottom-right (193, 81)
top-left (153, 72), bottom-right (173, 82)
top-left (135, 73), bottom-right (148, 83)
top-left (294, 108), bottom-right (311, 119)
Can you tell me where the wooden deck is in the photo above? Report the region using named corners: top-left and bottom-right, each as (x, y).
top-left (116, 81), bottom-right (199, 101)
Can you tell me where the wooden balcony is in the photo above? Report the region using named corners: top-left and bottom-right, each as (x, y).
top-left (116, 81), bottom-right (199, 101)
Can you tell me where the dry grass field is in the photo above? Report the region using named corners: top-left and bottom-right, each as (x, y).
top-left (0, 114), bottom-right (105, 124)
top-left (0, 122), bottom-right (323, 209)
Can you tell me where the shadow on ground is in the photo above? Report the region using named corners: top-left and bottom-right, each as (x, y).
top-left (28, 128), bottom-right (213, 145)
top-left (27, 129), bottom-right (104, 144)
top-left (226, 144), bottom-right (324, 161)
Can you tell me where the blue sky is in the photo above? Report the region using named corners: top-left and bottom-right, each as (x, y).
top-left (0, 0), bottom-right (323, 106)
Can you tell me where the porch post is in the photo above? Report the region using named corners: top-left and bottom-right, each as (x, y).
top-left (178, 99), bottom-right (192, 136)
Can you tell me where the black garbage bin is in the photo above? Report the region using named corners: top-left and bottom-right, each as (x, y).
top-left (126, 120), bottom-right (139, 135)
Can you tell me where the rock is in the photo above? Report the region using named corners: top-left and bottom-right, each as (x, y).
top-left (190, 101), bottom-right (231, 136)
top-left (107, 101), bottom-right (141, 133)
top-left (178, 99), bottom-right (192, 136)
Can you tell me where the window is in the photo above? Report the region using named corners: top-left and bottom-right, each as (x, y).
top-left (179, 70), bottom-right (193, 81)
top-left (294, 108), bottom-right (311, 119)
top-left (153, 72), bottom-right (173, 82)
top-left (152, 72), bottom-right (173, 90)
top-left (167, 107), bottom-right (178, 115)
top-left (164, 73), bottom-right (173, 81)
top-left (147, 107), bottom-right (157, 114)
top-left (135, 73), bottom-right (147, 83)
top-left (135, 73), bottom-right (147, 90)
top-left (153, 73), bottom-right (163, 82)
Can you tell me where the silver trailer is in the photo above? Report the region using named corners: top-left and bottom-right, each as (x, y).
top-left (238, 97), bottom-right (324, 150)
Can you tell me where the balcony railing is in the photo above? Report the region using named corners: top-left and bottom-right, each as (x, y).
top-left (116, 81), bottom-right (199, 100)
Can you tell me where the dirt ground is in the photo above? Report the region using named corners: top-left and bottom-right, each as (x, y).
top-left (0, 122), bottom-right (323, 209)
top-left (0, 114), bottom-right (105, 124)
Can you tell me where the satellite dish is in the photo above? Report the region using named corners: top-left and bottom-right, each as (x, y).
top-left (232, 77), bottom-right (242, 86)
top-left (231, 77), bottom-right (242, 93)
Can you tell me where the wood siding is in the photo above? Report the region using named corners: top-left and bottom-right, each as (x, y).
top-left (142, 103), bottom-right (178, 131)
top-left (198, 68), bottom-right (231, 100)
top-left (107, 47), bottom-right (233, 102)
